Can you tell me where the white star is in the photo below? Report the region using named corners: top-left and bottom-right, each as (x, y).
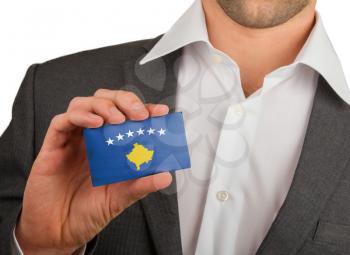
top-left (136, 128), bottom-right (145, 136)
top-left (105, 138), bottom-right (114, 146)
top-left (116, 133), bottom-right (124, 141)
top-left (126, 130), bottom-right (134, 138)
top-left (147, 127), bottom-right (156, 135)
top-left (158, 128), bottom-right (166, 136)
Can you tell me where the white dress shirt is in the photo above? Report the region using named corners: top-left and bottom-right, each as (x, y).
top-left (13, 0), bottom-right (350, 254)
top-left (141, 0), bottom-right (349, 254)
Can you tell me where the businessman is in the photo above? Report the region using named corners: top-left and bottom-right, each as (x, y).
top-left (1, 0), bottom-right (350, 254)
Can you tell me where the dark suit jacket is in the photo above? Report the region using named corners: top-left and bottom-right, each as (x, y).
top-left (1, 36), bottom-right (350, 255)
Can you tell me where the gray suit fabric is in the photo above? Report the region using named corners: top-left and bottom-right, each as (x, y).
top-left (0, 36), bottom-right (350, 255)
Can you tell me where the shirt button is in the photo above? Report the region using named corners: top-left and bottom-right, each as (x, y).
top-left (216, 191), bottom-right (230, 202)
top-left (230, 104), bottom-right (245, 116)
top-left (211, 54), bottom-right (222, 64)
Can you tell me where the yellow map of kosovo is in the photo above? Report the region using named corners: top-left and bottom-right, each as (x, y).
top-left (126, 143), bottom-right (154, 171)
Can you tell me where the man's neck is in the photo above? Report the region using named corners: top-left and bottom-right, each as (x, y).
top-left (201, 0), bottom-right (316, 97)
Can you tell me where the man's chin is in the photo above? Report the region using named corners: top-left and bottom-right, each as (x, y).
top-left (217, 0), bottom-right (311, 29)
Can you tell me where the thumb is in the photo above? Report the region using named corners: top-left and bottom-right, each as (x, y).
top-left (108, 172), bottom-right (172, 215)
top-left (127, 172), bottom-right (173, 199)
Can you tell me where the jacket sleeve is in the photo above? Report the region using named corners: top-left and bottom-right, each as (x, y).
top-left (0, 64), bottom-right (99, 254)
top-left (0, 64), bottom-right (39, 254)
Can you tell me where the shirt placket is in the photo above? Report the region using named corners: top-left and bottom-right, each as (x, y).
top-left (195, 96), bottom-right (263, 255)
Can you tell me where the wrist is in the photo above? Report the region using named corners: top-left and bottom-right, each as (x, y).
top-left (15, 219), bottom-right (78, 255)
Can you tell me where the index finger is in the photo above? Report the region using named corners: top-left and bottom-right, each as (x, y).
top-left (94, 89), bottom-right (149, 121)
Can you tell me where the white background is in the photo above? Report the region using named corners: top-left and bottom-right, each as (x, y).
top-left (0, 0), bottom-right (349, 135)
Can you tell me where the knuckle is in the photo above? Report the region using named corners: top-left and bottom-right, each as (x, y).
top-left (94, 88), bottom-right (107, 97)
top-left (68, 96), bottom-right (84, 109)
top-left (101, 98), bottom-right (114, 107)
top-left (94, 98), bottom-right (114, 111)
top-left (123, 91), bottom-right (135, 97)
top-left (50, 114), bottom-right (64, 126)
top-left (113, 90), bottom-right (122, 102)
top-left (126, 191), bottom-right (142, 204)
top-left (115, 90), bottom-right (136, 101)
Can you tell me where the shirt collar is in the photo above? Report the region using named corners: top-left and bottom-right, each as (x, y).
top-left (295, 14), bottom-right (350, 104)
top-left (140, 0), bottom-right (350, 105)
top-left (139, 0), bottom-right (208, 65)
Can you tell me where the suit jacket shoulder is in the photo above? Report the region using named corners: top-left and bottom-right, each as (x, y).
top-left (33, 36), bottom-right (163, 151)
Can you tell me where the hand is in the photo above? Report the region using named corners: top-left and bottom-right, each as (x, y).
top-left (16, 89), bottom-right (172, 255)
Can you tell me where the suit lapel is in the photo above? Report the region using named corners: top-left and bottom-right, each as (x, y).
top-left (257, 76), bottom-right (350, 254)
top-left (123, 37), bottom-right (183, 255)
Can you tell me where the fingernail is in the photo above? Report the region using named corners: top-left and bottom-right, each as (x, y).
top-left (109, 107), bottom-right (120, 116)
top-left (131, 103), bottom-right (148, 119)
top-left (154, 173), bottom-right (172, 190)
top-left (89, 113), bottom-right (101, 121)
top-left (157, 104), bottom-right (169, 112)
top-left (88, 114), bottom-right (103, 126)
top-left (109, 107), bottom-right (125, 123)
top-left (131, 102), bottom-right (145, 112)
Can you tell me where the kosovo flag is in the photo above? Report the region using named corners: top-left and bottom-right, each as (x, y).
top-left (84, 112), bottom-right (191, 186)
